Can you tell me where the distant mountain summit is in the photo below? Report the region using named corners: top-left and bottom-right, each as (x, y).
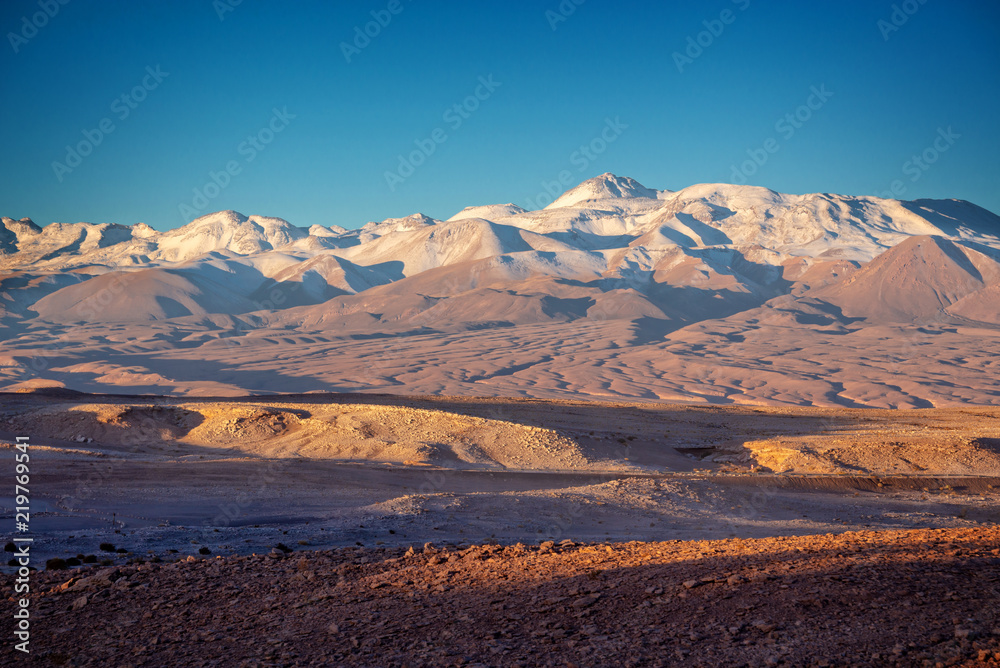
top-left (0, 217), bottom-right (41, 254)
top-left (155, 210), bottom-right (308, 261)
top-left (447, 203), bottom-right (528, 223)
top-left (546, 173), bottom-right (662, 209)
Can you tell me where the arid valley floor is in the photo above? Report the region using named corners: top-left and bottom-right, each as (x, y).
top-left (2, 390), bottom-right (1000, 666)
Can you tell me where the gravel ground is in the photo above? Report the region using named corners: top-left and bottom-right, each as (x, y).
top-left (3, 526), bottom-right (999, 667)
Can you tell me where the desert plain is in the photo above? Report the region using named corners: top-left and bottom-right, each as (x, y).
top-left (2, 389), bottom-right (1000, 666)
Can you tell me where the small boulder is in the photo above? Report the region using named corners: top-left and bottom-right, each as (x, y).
top-left (753, 620), bottom-right (777, 633)
top-left (572, 593), bottom-right (601, 608)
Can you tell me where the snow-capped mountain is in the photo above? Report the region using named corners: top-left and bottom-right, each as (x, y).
top-left (546, 173), bottom-right (664, 209)
top-left (447, 203), bottom-right (527, 223)
top-left (2, 174), bottom-right (999, 406)
top-left (0, 210), bottom-right (312, 270)
top-left (4, 175), bottom-right (999, 322)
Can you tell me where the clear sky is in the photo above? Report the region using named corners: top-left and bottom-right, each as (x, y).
top-left (1, 0), bottom-right (998, 231)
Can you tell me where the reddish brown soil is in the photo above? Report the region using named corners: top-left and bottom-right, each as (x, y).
top-left (4, 527), bottom-right (1000, 667)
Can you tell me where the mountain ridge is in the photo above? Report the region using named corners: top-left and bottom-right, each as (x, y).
top-left (3, 174), bottom-right (999, 406)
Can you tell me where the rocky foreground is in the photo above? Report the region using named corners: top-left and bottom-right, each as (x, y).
top-left (4, 527), bottom-right (1000, 667)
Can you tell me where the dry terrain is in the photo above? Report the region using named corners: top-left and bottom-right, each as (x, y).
top-left (2, 527), bottom-right (999, 667)
top-left (2, 391), bottom-right (1000, 666)
top-left (1, 391), bottom-right (999, 563)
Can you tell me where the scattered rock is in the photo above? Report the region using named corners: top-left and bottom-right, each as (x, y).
top-left (5, 526), bottom-right (998, 667)
top-left (572, 594), bottom-right (601, 608)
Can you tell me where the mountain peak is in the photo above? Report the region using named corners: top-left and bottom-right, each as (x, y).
top-left (359, 213), bottom-right (437, 238)
top-left (156, 210), bottom-right (305, 260)
top-left (130, 222), bottom-right (159, 238)
top-left (447, 203), bottom-right (527, 223)
top-left (2, 216), bottom-right (42, 234)
top-left (546, 173), bottom-right (660, 209)
top-left (183, 210), bottom-right (250, 229)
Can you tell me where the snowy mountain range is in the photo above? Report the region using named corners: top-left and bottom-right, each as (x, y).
top-left (2, 173), bottom-right (999, 406)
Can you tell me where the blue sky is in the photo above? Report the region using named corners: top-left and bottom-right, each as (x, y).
top-left (1, 0), bottom-right (998, 230)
